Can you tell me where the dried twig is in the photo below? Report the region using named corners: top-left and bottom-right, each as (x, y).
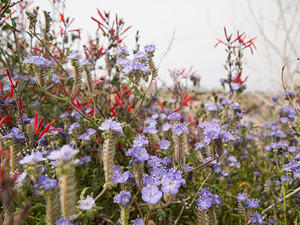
top-left (281, 57), bottom-right (300, 113)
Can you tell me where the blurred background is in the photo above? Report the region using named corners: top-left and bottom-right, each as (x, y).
top-left (37, 0), bottom-right (300, 92)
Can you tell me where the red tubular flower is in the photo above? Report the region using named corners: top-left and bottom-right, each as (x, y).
top-left (10, 88), bottom-right (14, 98)
top-left (128, 103), bottom-right (133, 114)
top-left (38, 120), bottom-right (55, 139)
top-left (97, 47), bottom-right (104, 57)
top-left (91, 16), bottom-right (103, 27)
top-left (34, 112), bottom-right (38, 131)
top-left (115, 96), bottom-right (124, 108)
top-left (173, 95), bottom-right (193, 112)
top-left (35, 117), bottom-right (44, 135)
top-left (85, 97), bottom-right (93, 109)
top-left (0, 116), bottom-right (7, 126)
top-left (6, 69), bottom-right (15, 96)
top-left (120, 26), bottom-right (132, 35)
top-left (97, 8), bottom-right (106, 22)
top-left (60, 13), bottom-right (65, 24)
top-left (115, 91), bottom-right (124, 103)
top-left (87, 107), bottom-right (95, 117)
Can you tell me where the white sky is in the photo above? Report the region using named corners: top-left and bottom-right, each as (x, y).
top-left (35, 0), bottom-right (298, 92)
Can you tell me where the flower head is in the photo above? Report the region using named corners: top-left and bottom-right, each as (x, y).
top-left (67, 52), bottom-right (82, 60)
top-left (158, 140), bottom-right (171, 150)
top-left (144, 44), bottom-right (155, 54)
top-left (38, 175), bottom-right (57, 190)
top-left (48, 145), bottom-right (79, 166)
top-left (19, 151), bottom-right (46, 165)
top-left (23, 56), bottom-right (48, 67)
top-left (55, 217), bottom-right (75, 225)
top-left (114, 191), bottom-right (131, 206)
top-left (80, 196), bottom-right (95, 210)
top-left (236, 193), bottom-right (248, 202)
top-left (246, 199), bottom-right (259, 209)
top-left (141, 185), bottom-right (162, 204)
top-left (133, 217), bottom-right (145, 225)
top-left (133, 136), bottom-right (149, 147)
top-left (250, 213), bottom-right (264, 224)
top-left (172, 123), bottom-right (188, 136)
top-left (196, 196), bottom-right (212, 210)
top-left (99, 119), bottom-right (123, 135)
top-left (125, 146), bottom-right (150, 162)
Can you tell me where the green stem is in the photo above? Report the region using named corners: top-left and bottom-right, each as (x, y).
top-left (94, 186), bottom-right (107, 201)
top-left (132, 70), bottom-right (155, 121)
top-left (282, 181), bottom-right (287, 225)
top-left (10, 145), bottom-right (14, 174)
top-left (46, 193), bottom-right (54, 225)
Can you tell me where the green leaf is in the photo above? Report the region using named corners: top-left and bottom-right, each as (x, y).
top-left (80, 187), bottom-right (90, 199)
top-left (2, 24), bottom-right (11, 31)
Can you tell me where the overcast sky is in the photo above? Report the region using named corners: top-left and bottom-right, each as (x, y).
top-left (36, 0), bottom-right (297, 92)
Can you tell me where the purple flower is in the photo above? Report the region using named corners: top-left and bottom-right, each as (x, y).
top-left (250, 213), bottom-right (264, 224)
top-left (116, 47), bottom-right (129, 57)
top-left (38, 175), bottom-right (57, 190)
top-left (122, 61), bottom-right (148, 75)
top-left (145, 118), bottom-right (157, 127)
top-left (68, 122), bottom-right (80, 134)
top-left (161, 172), bottom-right (184, 194)
top-left (172, 123), bottom-right (188, 136)
top-left (133, 136), bottom-right (149, 147)
top-left (80, 59), bottom-right (91, 66)
top-left (202, 122), bottom-right (221, 140)
top-left (14, 172), bottom-right (27, 188)
top-left (143, 126), bottom-right (157, 134)
top-left (221, 131), bottom-right (235, 142)
top-left (112, 170), bottom-right (133, 184)
top-left (236, 193), bottom-right (248, 202)
top-left (196, 189), bottom-right (221, 210)
top-left (253, 171), bottom-right (261, 177)
top-left (195, 142), bottom-right (205, 149)
top-left (114, 191), bottom-right (131, 206)
top-left (280, 117), bottom-right (289, 123)
top-left (56, 218), bottom-right (75, 225)
top-left (19, 151), bottom-right (46, 165)
top-left (196, 197), bottom-right (212, 210)
top-left (134, 51), bottom-right (149, 62)
top-left (288, 146), bottom-right (297, 153)
top-left (23, 56), bottom-right (48, 67)
top-left (116, 58), bottom-right (130, 66)
top-left (147, 156), bottom-right (163, 168)
top-left (79, 133), bottom-right (91, 140)
top-left (162, 123), bottom-right (171, 131)
top-left (125, 146), bottom-right (150, 162)
top-left (77, 156), bottom-right (91, 165)
top-left (158, 140), bottom-right (171, 150)
top-left (48, 145), bottom-right (79, 166)
top-left (141, 185), bottom-right (162, 204)
top-left (67, 52), bottom-right (82, 60)
top-left (79, 128), bottom-right (96, 140)
top-left (272, 95), bottom-right (279, 101)
top-left (99, 119), bottom-right (123, 134)
top-left (227, 156), bottom-right (240, 168)
top-left (213, 164), bottom-right (222, 173)
top-left (144, 44), bottom-right (155, 53)
top-left (245, 199), bottom-right (259, 209)
top-left (204, 101), bottom-right (218, 111)
top-left (133, 217), bottom-right (145, 225)
top-left (1, 127), bottom-right (25, 140)
top-left (80, 196), bottom-right (95, 210)
top-left (168, 112), bottom-right (181, 121)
